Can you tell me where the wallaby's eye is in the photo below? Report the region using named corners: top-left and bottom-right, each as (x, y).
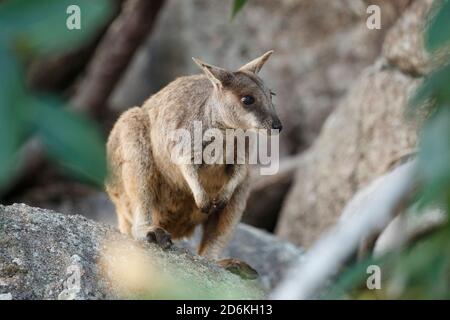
top-left (241, 95), bottom-right (255, 105)
top-left (270, 91), bottom-right (276, 96)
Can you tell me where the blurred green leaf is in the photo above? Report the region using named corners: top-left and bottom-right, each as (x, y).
top-left (387, 226), bottom-right (450, 299)
top-left (425, 0), bottom-right (450, 53)
top-left (323, 255), bottom-right (381, 299)
top-left (231, 0), bottom-right (247, 19)
top-left (0, 0), bottom-right (112, 190)
top-left (0, 48), bottom-right (28, 187)
top-left (417, 107), bottom-right (450, 207)
top-left (323, 252), bottom-right (402, 300)
top-left (30, 99), bottom-right (107, 186)
top-left (410, 64), bottom-right (450, 113)
top-left (0, 0), bottom-right (113, 55)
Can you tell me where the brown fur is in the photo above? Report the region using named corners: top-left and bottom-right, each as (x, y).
top-left (105, 51), bottom-right (280, 259)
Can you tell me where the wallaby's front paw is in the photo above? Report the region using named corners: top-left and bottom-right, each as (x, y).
top-left (195, 193), bottom-right (212, 214)
top-left (210, 197), bottom-right (228, 215)
top-left (199, 201), bottom-right (212, 214)
top-left (217, 258), bottom-right (259, 280)
top-left (145, 226), bottom-right (173, 250)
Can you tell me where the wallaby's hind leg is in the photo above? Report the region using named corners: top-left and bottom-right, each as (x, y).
top-left (198, 182), bottom-right (257, 279)
top-left (106, 174), bottom-right (132, 235)
top-left (198, 182), bottom-right (249, 258)
top-left (107, 107), bottom-right (172, 248)
top-left (114, 195), bottom-right (132, 235)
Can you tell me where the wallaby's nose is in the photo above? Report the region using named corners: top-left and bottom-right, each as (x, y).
top-left (272, 120), bottom-right (283, 132)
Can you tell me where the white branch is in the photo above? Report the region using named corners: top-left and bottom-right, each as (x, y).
top-left (270, 160), bottom-right (418, 300)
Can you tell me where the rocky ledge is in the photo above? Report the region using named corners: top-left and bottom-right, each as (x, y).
top-left (0, 204), bottom-right (302, 300)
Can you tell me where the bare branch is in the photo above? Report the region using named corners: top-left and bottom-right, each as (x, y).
top-left (71, 0), bottom-right (166, 115)
top-left (270, 160), bottom-right (418, 300)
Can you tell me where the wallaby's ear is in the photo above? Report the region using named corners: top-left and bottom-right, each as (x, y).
top-left (192, 57), bottom-right (230, 89)
top-left (238, 50), bottom-right (274, 74)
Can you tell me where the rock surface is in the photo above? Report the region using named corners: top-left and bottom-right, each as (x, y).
top-left (184, 223), bottom-right (304, 291)
top-left (50, 190), bottom-right (304, 288)
top-left (275, 0), bottom-right (434, 247)
top-left (0, 203), bottom-right (302, 299)
top-left (382, 0), bottom-right (434, 76)
top-left (276, 65), bottom-right (419, 247)
top-left (50, 190), bottom-right (303, 290)
top-left (224, 224), bottom-right (304, 290)
top-left (0, 204), bottom-right (268, 300)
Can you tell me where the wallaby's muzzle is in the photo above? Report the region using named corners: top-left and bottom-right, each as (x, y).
top-left (271, 118), bottom-right (283, 132)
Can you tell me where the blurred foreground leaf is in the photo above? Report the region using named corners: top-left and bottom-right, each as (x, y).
top-left (410, 63), bottom-right (450, 114)
top-left (0, 0), bottom-right (113, 55)
top-left (328, 226), bottom-right (450, 299)
top-left (0, 48), bottom-right (28, 187)
top-left (425, 0), bottom-right (450, 53)
top-left (323, 255), bottom-right (385, 299)
top-left (30, 99), bottom-right (107, 186)
top-left (387, 226), bottom-right (450, 299)
top-left (231, 0), bottom-right (247, 19)
top-left (417, 107), bottom-right (450, 206)
top-left (0, 0), bottom-right (111, 190)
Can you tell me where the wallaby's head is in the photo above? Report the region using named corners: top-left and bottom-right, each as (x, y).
top-left (192, 51), bottom-right (282, 132)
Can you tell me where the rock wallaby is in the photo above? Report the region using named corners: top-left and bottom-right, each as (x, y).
top-left (105, 51), bottom-right (282, 277)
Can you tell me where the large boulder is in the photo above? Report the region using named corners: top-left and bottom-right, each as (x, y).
top-left (275, 0), bottom-right (433, 247)
top-left (185, 223), bottom-right (304, 290)
top-left (382, 0), bottom-right (434, 76)
top-left (0, 203), bottom-right (302, 299)
top-left (49, 191), bottom-right (304, 290)
top-left (276, 66), bottom-right (419, 247)
top-left (0, 204), bottom-right (268, 299)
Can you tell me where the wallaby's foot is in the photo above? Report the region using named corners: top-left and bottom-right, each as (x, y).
top-left (217, 258), bottom-right (259, 280)
top-left (145, 226), bottom-right (173, 249)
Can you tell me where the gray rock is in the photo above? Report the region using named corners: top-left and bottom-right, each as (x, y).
top-left (223, 224), bottom-right (304, 290)
top-left (276, 64), bottom-right (420, 247)
top-left (383, 0), bottom-right (434, 75)
top-left (0, 293), bottom-right (12, 300)
top-left (182, 223), bottom-right (304, 291)
top-left (275, 0), bottom-right (433, 247)
top-left (51, 191), bottom-right (304, 291)
top-left (0, 204), bottom-right (265, 300)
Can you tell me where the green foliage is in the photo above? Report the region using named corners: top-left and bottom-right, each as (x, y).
top-left (0, 48), bottom-right (28, 186)
top-left (324, 255), bottom-right (386, 299)
top-left (231, 0), bottom-right (247, 19)
top-left (411, 0), bottom-right (450, 210)
top-left (0, 0), bottom-right (112, 189)
top-left (425, 0), bottom-right (450, 53)
top-left (327, 227), bottom-right (450, 299)
top-left (30, 99), bottom-right (107, 186)
top-left (417, 107), bottom-right (450, 207)
top-left (0, 0), bottom-right (113, 55)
